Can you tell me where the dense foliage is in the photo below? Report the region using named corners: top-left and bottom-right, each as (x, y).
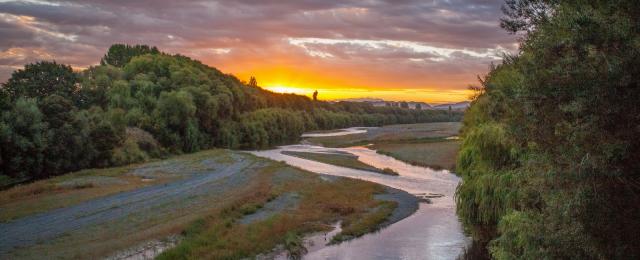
top-left (456, 1), bottom-right (640, 259)
top-left (0, 44), bottom-right (461, 183)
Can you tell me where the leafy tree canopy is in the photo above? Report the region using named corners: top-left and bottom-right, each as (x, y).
top-left (100, 44), bottom-right (160, 67)
top-left (457, 0), bottom-right (640, 258)
top-left (3, 61), bottom-right (77, 102)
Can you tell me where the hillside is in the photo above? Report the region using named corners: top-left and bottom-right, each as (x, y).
top-left (0, 44), bottom-right (462, 185)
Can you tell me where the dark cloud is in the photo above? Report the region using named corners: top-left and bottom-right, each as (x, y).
top-left (0, 0), bottom-right (517, 97)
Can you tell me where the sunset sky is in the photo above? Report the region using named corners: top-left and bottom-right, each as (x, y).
top-left (0, 0), bottom-right (518, 103)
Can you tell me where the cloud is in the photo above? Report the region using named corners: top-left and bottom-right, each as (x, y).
top-left (287, 37), bottom-right (508, 61)
top-left (0, 0), bottom-right (517, 101)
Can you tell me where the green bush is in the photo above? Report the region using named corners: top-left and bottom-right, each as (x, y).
top-left (456, 1), bottom-right (640, 258)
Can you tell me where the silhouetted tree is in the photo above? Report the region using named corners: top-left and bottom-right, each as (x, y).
top-left (313, 90), bottom-right (318, 101)
top-left (248, 76), bottom-right (258, 87)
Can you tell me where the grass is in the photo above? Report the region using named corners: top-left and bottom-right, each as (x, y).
top-left (305, 122), bottom-right (462, 171)
top-left (157, 162), bottom-right (396, 259)
top-left (0, 149), bottom-right (230, 222)
top-left (282, 151), bottom-right (398, 176)
top-left (0, 174), bottom-right (25, 189)
top-left (284, 231), bottom-right (308, 259)
top-left (306, 122), bottom-right (461, 148)
top-left (330, 201), bottom-right (397, 244)
top-left (4, 150), bottom-right (398, 259)
top-left (373, 140), bottom-right (461, 171)
top-left (0, 167), bottom-right (149, 222)
top-left (382, 168), bottom-right (399, 175)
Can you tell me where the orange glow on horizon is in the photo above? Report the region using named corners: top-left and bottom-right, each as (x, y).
top-left (230, 67), bottom-right (472, 104)
top-left (261, 84), bottom-right (472, 104)
top-left (204, 49), bottom-right (476, 104)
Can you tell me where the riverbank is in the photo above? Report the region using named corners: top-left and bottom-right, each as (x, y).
top-left (0, 149), bottom-right (406, 259)
top-left (305, 122), bottom-right (461, 171)
top-left (373, 139), bottom-right (460, 171)
top-left (282, 150), bottom-right (399, 176)
top-left (251, 142), bottom-right (468, 259)
top-left (1, 122), bottom-right (465, 259)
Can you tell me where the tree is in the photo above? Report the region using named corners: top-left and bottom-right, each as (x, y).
top-left (3, 61), bottom-right (78, 101)
top-left (39, 95), bottom-right (75, 129)
top-left (153, 90), bottom-right (201, 152)
top-left (457, 1), bottom-right (640, 258)
top-left (500, 0), bottom-right (557, 35)
top-left (400, 102), bottom-right (409, 109)
top-left (77, 65), bottom-right (123, 109)
top-left (248, 76), bottom-right (258, 87)
top-left (313, 90), bottom-right (318, 101)
top-left (0, 98), bottom-right (47, 178)
top-left (101, 44), bottom-right (160, 67)
top-left (39, 95), bottom-right (85, 175)
top-left (90, 120), bottom-right (124, 167)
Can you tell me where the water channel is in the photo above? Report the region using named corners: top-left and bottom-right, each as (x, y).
top-left (251, 128), bottom-right (469, 259)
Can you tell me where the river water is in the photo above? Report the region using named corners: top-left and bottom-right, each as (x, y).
top-left (300, 127), bottom-right (373, 138)
top-left (251, 128), bottom-right (469, 260)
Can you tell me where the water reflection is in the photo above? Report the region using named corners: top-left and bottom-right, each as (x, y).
top-left (300, 127), bottom-right (374, 138)
top-left (251, 144), bottom-right (469, 260)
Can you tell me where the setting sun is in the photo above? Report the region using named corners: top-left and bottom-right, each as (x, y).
top-left (262, 85), bottom-right (310, 96)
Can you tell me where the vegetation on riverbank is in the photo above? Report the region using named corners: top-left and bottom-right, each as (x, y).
top-left (305, 122), bottom-right (460, 148)
top-left (2, 149), bottom-right (403, 259)
top-left (281, 151), bottom-right (399, 176)
top-left (0, 150), bottom-right (230, 222)
top-left (157, 162), bottom-right (396, 259)
top-left (0, 45), bottom-right (462, 186)
top-left (456, 1), bottom-right (640, 259)
top-left (306, 122), bottom-right (461, 171)
top-left (373, 140), bottom-right (460, 171)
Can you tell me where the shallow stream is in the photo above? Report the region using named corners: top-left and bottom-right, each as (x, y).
top-left (251, 130), bottom-right (469, 259)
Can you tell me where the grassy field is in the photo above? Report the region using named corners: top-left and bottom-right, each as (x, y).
top-left (0, 165), bottom-right (163, 223)
top-left (1, 149), bottom-right (401, 259)
top-left (373, 140), bottom-right (460, 170)
top-left (306, 122), bottom-right (461, 147)
top-left (282, 151), bottom-right (398, 175)
top-left (0, 150), bottom-right (233, 222)
top-left (306, 122), bottom-right (462, 171)
top-left (158, 167), bottom-right (395, 259)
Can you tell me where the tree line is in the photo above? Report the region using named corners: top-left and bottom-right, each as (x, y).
top-left (456, 1), bottom-right (640, 259)
top-left (0, 44), bottom-right (461, 184)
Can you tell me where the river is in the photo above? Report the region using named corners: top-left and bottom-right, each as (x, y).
top-left (250, 128), bottom-right (469, 260)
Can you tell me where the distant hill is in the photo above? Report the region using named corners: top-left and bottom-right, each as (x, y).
top-left (334, 98), bottom-right (385, 103)
top-left (433, 101), bottom-right (470, 111)
top-left (333, 98), bottom-right (470, 111)
top-left (332, 98), bottom-right (434, 110)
